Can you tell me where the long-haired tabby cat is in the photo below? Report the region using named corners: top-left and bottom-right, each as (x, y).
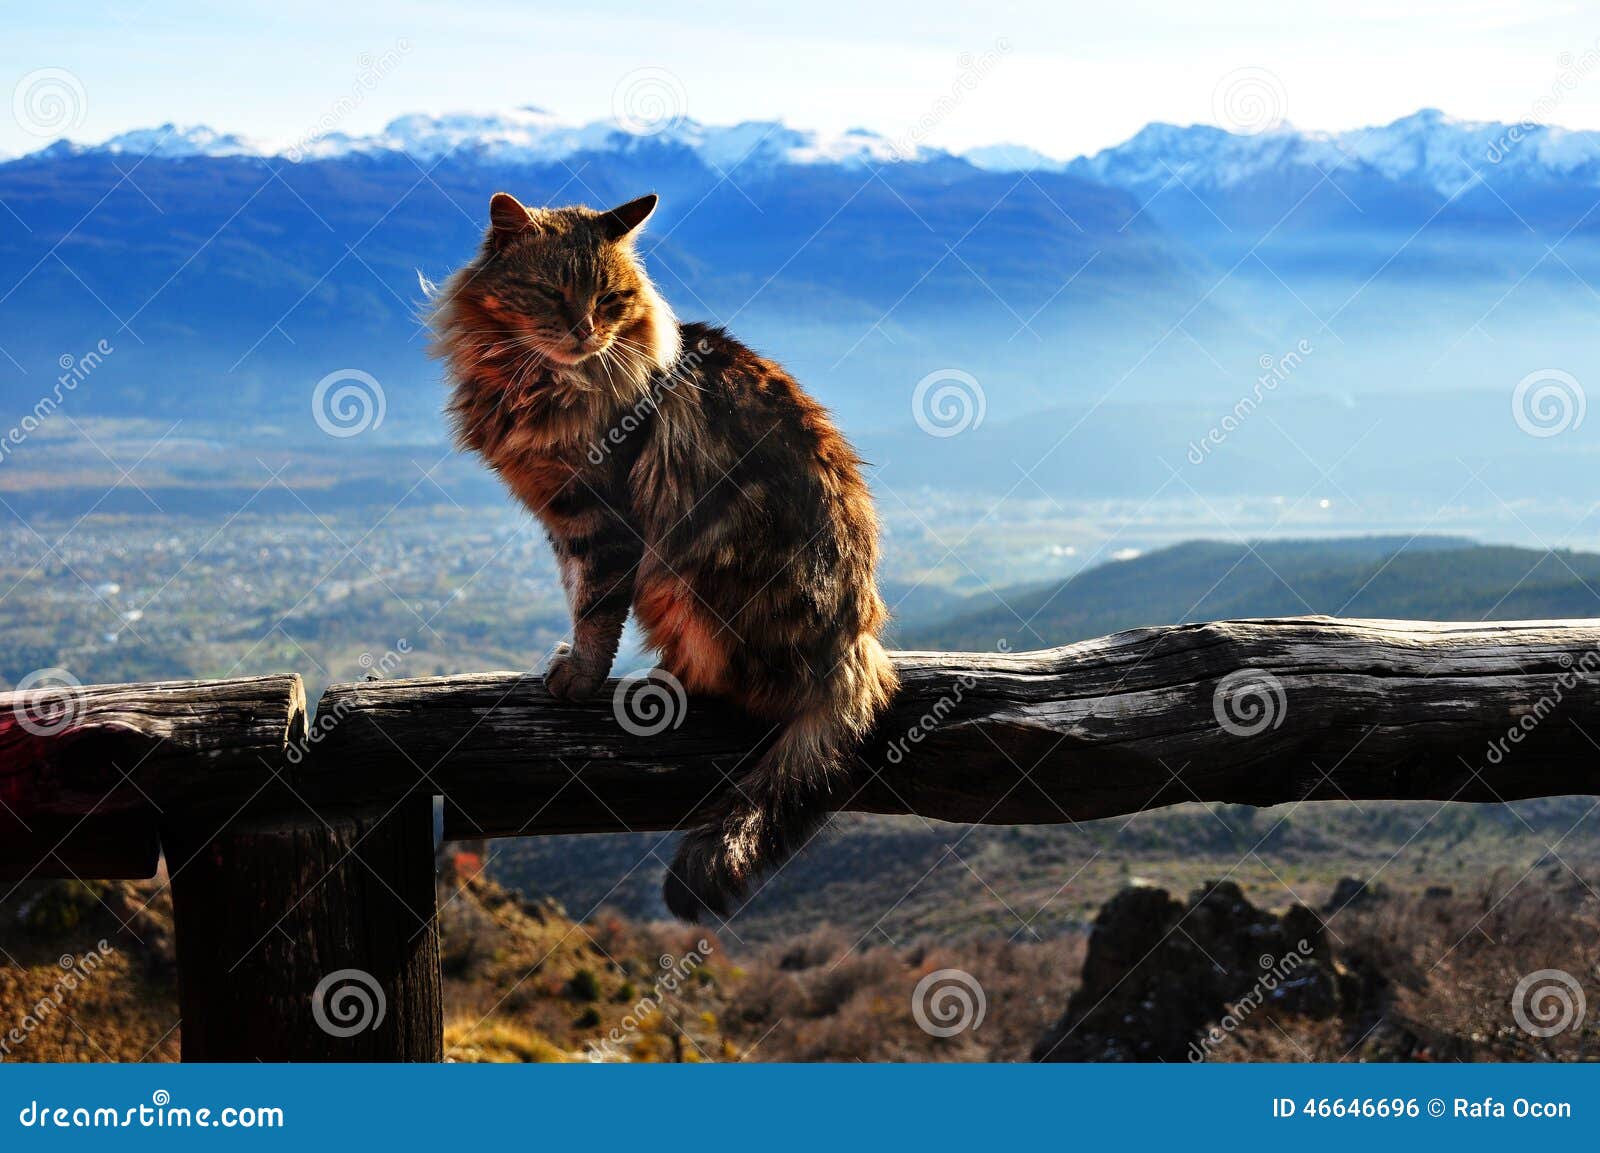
top-left (430, 190), bottom-right (898, 921)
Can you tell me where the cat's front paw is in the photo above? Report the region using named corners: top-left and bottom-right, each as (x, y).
top-left (543, 642), bottom-right (609, 702)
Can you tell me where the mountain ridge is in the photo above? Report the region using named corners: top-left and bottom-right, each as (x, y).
top-left (15, 106), bottom-right (1600, 198)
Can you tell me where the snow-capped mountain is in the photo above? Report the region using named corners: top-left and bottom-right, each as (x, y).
top-left (17, 106), bottom-right (926, 171)
top-left (969, 110), bottom-right (1600, 198)
top-left (5, 101), bottom-right (1600, 452)
top-left (1090, 110), bottom-right (1600, 197)
top-left (1342, 108), bottom-right (1600, 194)
top-left (40, 123), bottom-right (268, 160)
top-left (961, 142), bottom-right (1066, 173)
top-left (17, 106), bottom-right (1600, 197)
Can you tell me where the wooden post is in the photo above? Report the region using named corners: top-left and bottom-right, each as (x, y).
top-left (10, 620), bottom-right (1600, 1064)
top-left (163, 794), bottom-right (442, 1062)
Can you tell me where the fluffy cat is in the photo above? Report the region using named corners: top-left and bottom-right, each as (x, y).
top-left (430, 191), bottom-right (898, 921)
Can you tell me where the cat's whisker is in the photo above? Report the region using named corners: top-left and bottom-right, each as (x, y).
top-left (431, 190), bottom-right (894, 926)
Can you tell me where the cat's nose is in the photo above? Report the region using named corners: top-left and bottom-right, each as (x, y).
top-left (573, 315), bottom-right (596, 342)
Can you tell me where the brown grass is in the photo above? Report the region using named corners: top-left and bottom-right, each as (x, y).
top-left (5, 870), bottom-right (1598, 1063)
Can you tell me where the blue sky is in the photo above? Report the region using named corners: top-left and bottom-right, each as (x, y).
top-left (6, 0), bottom-right (1600, 158)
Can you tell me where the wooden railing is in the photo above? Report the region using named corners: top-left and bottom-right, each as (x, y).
top-left (4, 616), bottom-right (1599, 1061)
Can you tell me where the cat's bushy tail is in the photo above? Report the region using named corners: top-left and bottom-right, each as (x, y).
top-left (663, 641), bottom-right (897, 923)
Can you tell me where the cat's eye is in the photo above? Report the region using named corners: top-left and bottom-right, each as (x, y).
top-left (598, 290), bottom-right (631, 306)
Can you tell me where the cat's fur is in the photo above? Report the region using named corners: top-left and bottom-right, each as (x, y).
top-left (430, 191), bottom-right (898, 921)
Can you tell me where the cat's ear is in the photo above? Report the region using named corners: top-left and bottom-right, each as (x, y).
top-left (599, 193), bottom-right (658, 241)
top-left (488, 191), bottom-right (535, 249)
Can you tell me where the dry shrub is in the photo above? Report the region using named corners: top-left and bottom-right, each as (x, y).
top-left (1202, 874), bottom-right (1600, 1062)
top-left (724, 927), bottom-right (1084, 1062)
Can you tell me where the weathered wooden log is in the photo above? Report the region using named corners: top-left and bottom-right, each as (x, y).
top-left (310, 617), bottom-right (1600, 838)
top-left (0, 673), bottom-right (444, 1061)
top-left (0, 675), bottom-right (306, 879)
top-left (163, 796), bottom-right (442, 1062)
top-left (0, 814), bottom-right (161, 881)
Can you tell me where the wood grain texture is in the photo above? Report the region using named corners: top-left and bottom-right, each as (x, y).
top-left (0, 675), bottom-right (306, 879)
top-left (308, 617), bottom-right (1600, 838)
top-left (164, 797), bottom-right (442, 1062)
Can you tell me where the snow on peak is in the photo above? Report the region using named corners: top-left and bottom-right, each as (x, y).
top-left (963, 143), bottom-right (1069, 173)
top-left (98, 123), bottom-right (266, 159)
top-left (1071, 110), bottom-right (1600, 195)
top-left (22, 105), bottom-right (934, 173)
top-left (1075, 118), bottom-right (1343, 190)
top-left (1332, 110), bottom-right (1600, 193)
top-left (295, 107), bottom-right (620, 162)
top-left (17, 106), bottom-right (1600, 195)
top-left (284, 108), bottom-right (922, 169)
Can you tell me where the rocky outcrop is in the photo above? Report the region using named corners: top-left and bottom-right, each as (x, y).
top-left (1033, 880), bottom-right (1366, 1062)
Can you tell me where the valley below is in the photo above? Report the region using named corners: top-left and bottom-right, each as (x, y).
top-left (4, 497), bottom-right (1600, 1061)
